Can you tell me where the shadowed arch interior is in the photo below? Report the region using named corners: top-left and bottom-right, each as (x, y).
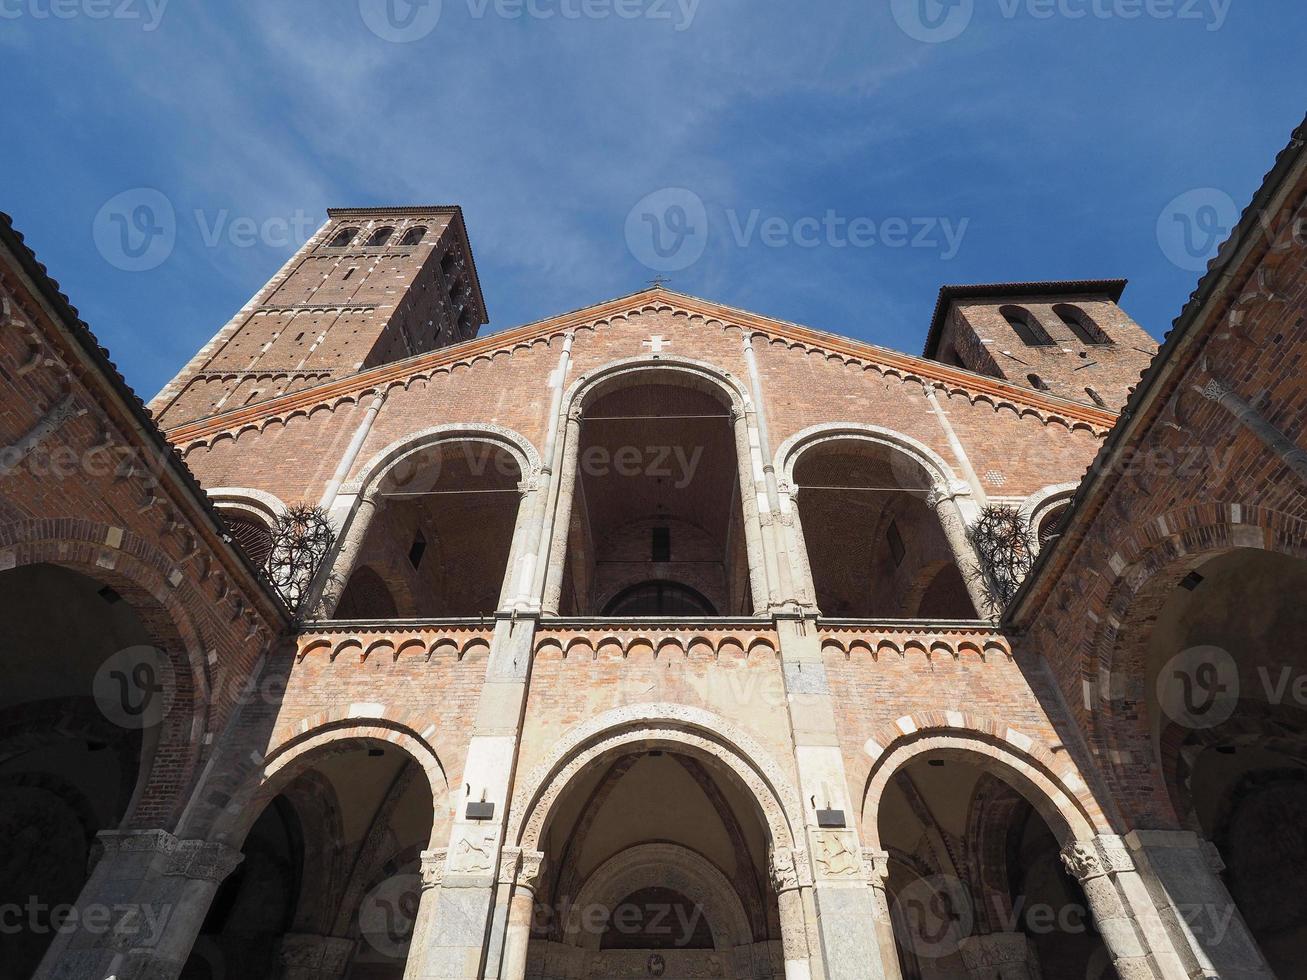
top-left (792, 438), bottom-right (974, 618)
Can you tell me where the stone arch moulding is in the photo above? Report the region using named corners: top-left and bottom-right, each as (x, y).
top-left (1018, 482), bottom-right (1079, 526)
top-left (773, 422), bottom-right (967, 496)
top-left (342, 422), bottom-right (544, 498)
top-left (859, 722), bottom-right (1105, 849)
top-left (560, 355), bottom-right (754, 420)
top-left (565, 842), bottom-right (753, 951)
top-left (206, 486), bottom-right (291, 527)
top-left (507, 704), bottom-right (803, 856)
top-left (195, 714), bottom-right (451, 849)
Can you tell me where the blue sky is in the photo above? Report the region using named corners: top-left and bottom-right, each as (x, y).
top-left (1, 0), bottom-right (1302, 402)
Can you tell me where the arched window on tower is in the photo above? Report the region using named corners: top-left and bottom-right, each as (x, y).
top-left (326, 227), bottom-right (359, 248)
top-left (365, 226), bottom-right (395, 247)
top-left (1053, 304), bottom-right (1111, 345)
top-left (1028, 373), bottom-right (1050, 391)
top-left (400, 225), bottom-right (428, 246)
top-left (1000, 306), bottom-right (1055, 346)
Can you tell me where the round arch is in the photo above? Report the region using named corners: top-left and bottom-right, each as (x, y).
top-left (1087, 504), bottom-right (1307, 825)
top-left (203, 718), bottom-right (450, 848)
top-left (566, 843), bottom-right (753, 951)
top-left (774, 422), bottom-right (969, 496)
top-left (507, 704), bottom-right (803, 855)
top-left (560, 355), bottom-right (753, 421)
top-left (861, 729), bottom-right (1102, 849)
top-left (542, 356), bottom-right (769, 614)
top-left (344, 422), bottom-right (542, 499)
top-left (205, 486), bottom-right (290, 528)
top-left (0, 519), bottom-right (218, 825)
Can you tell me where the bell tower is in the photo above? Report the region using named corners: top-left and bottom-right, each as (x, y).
top-left (923, 280), bottom-right (1158, 411)
top-left (150, 206), bottom-right (486, 426)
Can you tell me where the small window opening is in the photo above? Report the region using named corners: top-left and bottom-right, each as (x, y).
top-left (886, 520), bottom-right (905, 567)
top-left (408, 530), bottom-right (427, 568)
top-left (1086, 387), bottom-right (1107, 408)
top-left (1028, 373), bottom-right (1050, 391)
top-left (652, 526), bottom-right (671, 563)
top-left (1001, 306), bottom-right (1055, 346)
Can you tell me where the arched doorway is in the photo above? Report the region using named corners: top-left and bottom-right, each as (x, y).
top-left (1143, 547), bottom-right (1307, 975)
top-left (0, 562), bottom-right (185, 978)
top-left (183, 736), bottom-right (439, 979)
top-left (506, 710), bottom-right (807, 979)
top-left (553, 365), bottom-right (758, 617)
top-left (867, 742), bottom-right (1114, 979)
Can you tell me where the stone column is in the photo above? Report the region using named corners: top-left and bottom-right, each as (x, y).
top-left (926, 482), bottom-right (989, 617)
top-left (403, 848), bottom-right (447, 980)
top-left (770, 847), bottom-right (813, 980)
top-left (540, 411), bottom-right (581, 615)
top-left (278, 934), bottom-right (356, 980)
top-left (498, 849), bottom-right (544, 980)
top-left (773, 617), bottom-right (888, 980)
top-left (957, 933), bottom-right (1037, 980)
top-left (316, 488), bottom-right (383, 617)
top-left (1060, 836), bottom-right (1187, 980)
top-left (861, 850), bottom-right (903, 980)
top-left (1125, 830), bottom-right (1274, 980)
top-left (33, 829), bottom-right (243, 980)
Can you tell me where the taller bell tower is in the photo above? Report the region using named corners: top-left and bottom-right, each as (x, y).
top-left (150, 206), bottom-right (486, 426)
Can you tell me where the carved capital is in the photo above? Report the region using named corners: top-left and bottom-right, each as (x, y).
top-left (518, 849), bottom-right (546, 892)
top-left (1060, 837), bottom-right (1133, 883)
top-left (95, 830), bottom-right (243, 882)
top-left (861, 848), bottom-right (891, 887)
top-left (420, 848), bottom-right (447, 890)
top-left (1199, 377), bottom-right (1232, 402)
top-left (769, 847), bottom-right (806, 893)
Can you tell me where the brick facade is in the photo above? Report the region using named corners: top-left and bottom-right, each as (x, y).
top-left (4, 116), bottom-right (1305, 980)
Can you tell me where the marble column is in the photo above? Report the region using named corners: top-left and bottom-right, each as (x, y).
top-left (861, 850), bottom-right (903, 980)
top-left (33, 829), bottom-right (243, 980)
top-left (540, 411), bottom-right (581, 615)
top-left (926, 481), bottom-right (990, 617)
top-left (770, 847), bottom-right (814, 980)
top-left (497, 849), bottom-right (545, 980)
top-left (315, 488), bottom-right (383, 618)
top-left (404, 849), bottom-right (448, 980)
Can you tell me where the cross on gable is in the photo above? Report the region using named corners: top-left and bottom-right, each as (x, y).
top-left (643, 335), bottom-right (670, 356)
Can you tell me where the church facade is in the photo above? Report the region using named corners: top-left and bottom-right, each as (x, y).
top-left (2, 118), bottom-right (1305, 980)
